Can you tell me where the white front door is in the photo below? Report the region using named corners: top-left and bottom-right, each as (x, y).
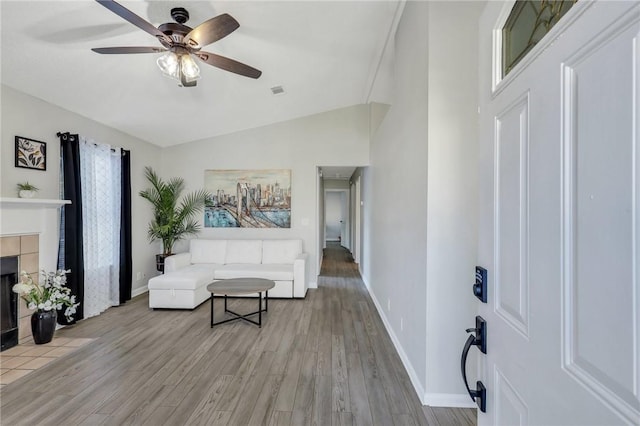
top-left (476, 1), bottom-right (640, 424)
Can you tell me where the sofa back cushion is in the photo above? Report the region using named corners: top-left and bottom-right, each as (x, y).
top-left (190, 239), bottom-right (227, 264)
top-left (262, 240), bottom-right (302, 264)
top-left (225, 240), bottom-right (263, 264)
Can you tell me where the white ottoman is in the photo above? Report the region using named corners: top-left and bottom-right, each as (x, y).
top-left (147, 264), bottom-right (215, 309)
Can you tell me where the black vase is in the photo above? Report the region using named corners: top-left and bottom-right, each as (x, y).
top-left (31, 310), bottom-right (57, 344)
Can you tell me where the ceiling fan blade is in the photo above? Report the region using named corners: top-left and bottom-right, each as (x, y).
top-left (184, 14), bottom-right (239, 49)
top-left (95, 0), bottom-right (172, 45)
top-left (92, 46), bottom-right (167, 54)
top-left (194, 52), bottom-right (262, 79)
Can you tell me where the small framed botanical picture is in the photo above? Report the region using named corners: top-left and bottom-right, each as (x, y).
top-left (15, 136), bottom-right (46, 171)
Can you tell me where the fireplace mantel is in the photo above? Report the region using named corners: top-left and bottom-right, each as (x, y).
top-left (0, 198), bottom-right (70, 208)
top-left (0, 198), bottom-right (70, 273)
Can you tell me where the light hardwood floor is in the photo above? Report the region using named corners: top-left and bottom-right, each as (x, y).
top-left (0, 243), bottom-right (476, 425)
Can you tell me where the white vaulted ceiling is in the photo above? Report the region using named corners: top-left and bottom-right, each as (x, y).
top-left (1, 1), bottom-right (401, 147)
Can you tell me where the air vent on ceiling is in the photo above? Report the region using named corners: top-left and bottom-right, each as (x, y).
top-left (271, 85), bottom-right (285, 95)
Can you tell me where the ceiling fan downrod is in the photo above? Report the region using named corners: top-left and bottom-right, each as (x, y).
top-left (170, 7), bottom-right (189, 24)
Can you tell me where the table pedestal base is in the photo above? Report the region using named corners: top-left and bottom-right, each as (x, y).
top-left (210, 292), bottom-right (269, 328)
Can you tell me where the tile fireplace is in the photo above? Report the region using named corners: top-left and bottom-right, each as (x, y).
top-left (1, 197), bottom-right (69, 349)
top-left (0, 234), bottom-right (40, 349)
top-left (0, 255), bottom-right (19, 350)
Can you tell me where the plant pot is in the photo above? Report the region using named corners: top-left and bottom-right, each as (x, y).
top-left (156, 254), bottom-right (171, 273)
top-left (31, 310), bottom-right (57, 344)
top-left (18, 190), bottom-right (36, 199)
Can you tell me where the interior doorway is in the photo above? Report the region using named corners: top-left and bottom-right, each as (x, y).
top-left (325, 190), bottom-right (349, 247)
top-left (317, 166), bottom-right (362, 281)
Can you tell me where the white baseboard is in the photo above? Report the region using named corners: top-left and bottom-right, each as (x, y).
top-left (308, 280), bottom-right (318, 289)
top-left (424, 393), bottom-right (476, 408)
top-left (132, 285), bottom-right (148, 298)
top-left (361, 273), bottom-right (371, 290)
top-left (367, 287), bottom-right (427, 405)
top-left (366, 279), bottom-right (477, 409)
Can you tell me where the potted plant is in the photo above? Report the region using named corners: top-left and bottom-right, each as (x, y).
top-left (139, 167), bottom-right (210, 272)
top-left (16, 182), bottom-right (39, 199)
top-left (12, 269), bottom-right (79, 344)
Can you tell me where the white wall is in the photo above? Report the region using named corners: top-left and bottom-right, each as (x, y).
top-left (369, 102), bottom-right (391, 138)
top-left (364, 1), bottom-right (482, 406)
top-left (424, 1), bottom-right (482, 405)
top-left (324, 179), bottom-right (351, 191)
top-left (160, 105), bottom-right (370, 284)
top-left (0, 85), bottom-right (163, 296)
top-left (367, 0), bottom-right (430, 399)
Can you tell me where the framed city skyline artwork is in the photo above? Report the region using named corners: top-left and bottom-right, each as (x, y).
top-left (204, 169), bottom-right (291, 228)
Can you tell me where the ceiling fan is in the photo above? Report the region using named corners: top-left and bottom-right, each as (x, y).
top-left (91, 0), bottom-right (262, 87)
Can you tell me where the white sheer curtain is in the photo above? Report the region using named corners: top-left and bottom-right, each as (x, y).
top-left (79, 137), bottom-right (121, 318)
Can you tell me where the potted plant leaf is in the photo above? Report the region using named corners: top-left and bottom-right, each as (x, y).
top-left (17, 182), bottom-right (39, 199)
top-left (139, 167), bottom-right (210, 272)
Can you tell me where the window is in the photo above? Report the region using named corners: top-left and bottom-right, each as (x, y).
top-left (503, 0), bottom-right (578, 76)
top-left (58, 132), bottom-right (132, 322)
top-left (78, 140), bottom-right (122, 318)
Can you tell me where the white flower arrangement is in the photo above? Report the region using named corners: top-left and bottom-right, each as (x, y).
top-left (12, 269), bottom-right (80, 322)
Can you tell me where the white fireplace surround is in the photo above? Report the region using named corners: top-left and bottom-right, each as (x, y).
top-left (0, 198), bottom-right (70, 272)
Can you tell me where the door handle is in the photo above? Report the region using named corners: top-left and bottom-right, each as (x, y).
top-left (461, 316), bottom-right (487, 412)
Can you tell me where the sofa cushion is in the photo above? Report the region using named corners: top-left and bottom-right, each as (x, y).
top-left (225, 240), bottom-right (263, 264)
top-left (190, 239), bottom-right (227, 264)
top-left (215, 264), bottom-right (294, 281)
top-left (262, 240), bottom-right (302, 264)
top-left (148, 264), bottom-right (217, 290)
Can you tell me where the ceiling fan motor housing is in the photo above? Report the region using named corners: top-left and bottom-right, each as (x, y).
top-left (158, 22), bottom-right (192, 44)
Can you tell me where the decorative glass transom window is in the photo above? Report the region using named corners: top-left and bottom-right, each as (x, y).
top-left (503, 0), bottom-right (578, 75)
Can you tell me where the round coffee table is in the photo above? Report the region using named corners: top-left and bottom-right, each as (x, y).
top-left (207, 278), bottom-right (275, 328)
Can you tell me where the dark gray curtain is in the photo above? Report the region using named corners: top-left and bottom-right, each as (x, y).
top-left (57, 132), bottom-right (84, 323)
top-left (119, 150), bottom-right (132, 303)
top-left (58, 133), bottom-right (133, 315)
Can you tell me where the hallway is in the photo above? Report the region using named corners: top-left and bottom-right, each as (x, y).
top-left (319, 241), bottom-right (476, 425)
top-left (320, 242), bottom-right (356, 277)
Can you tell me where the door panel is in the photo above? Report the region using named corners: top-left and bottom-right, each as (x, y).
top-left (495, 368), bottom-right (528, 426)
top-left (561, 14), bottom-right (640, 419)
top-left (478, 1), bottom-right (640, 424)
top-left (495, 94), bottom-right (530, 338)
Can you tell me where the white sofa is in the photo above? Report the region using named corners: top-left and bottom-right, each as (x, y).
top-left (147, 239), bottom-right (308, 309)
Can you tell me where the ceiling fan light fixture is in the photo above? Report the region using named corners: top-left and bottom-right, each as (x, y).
top-left (157, 51), bottom-right (179, 79)
top-left (180, 54), bottom-right (200, 82)
top-left (156, 50), bottom-right (200, 85)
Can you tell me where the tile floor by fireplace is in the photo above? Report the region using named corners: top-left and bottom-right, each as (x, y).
top-left (0, 337), bottom-right (94, 387)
